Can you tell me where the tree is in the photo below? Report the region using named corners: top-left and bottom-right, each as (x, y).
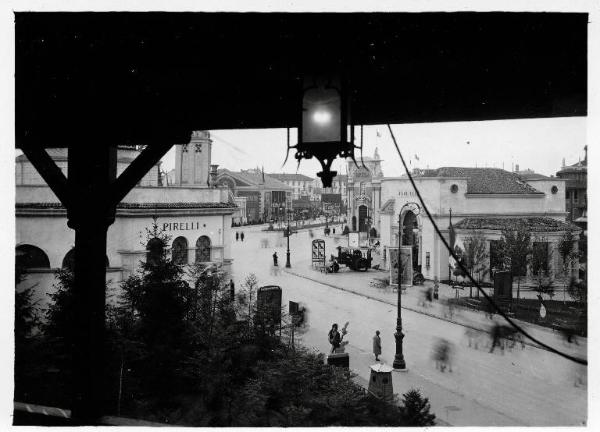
top-left (110, 218), bottom-right (201, 408)
top-left (451, 245), bottom-right (467, 282)
top-left (557, 230), bottom-right (578, 302)
top-left (232, 347), bottom-right (419, 427)
top-left (567, 276), bottom-right (587, 308)
top-left (15, 257), bottom-right (40, 342)
top-left (531, 236), bottom-right (555, 300)
top-left (401, 389), bottom-right (436, 426)
top-left (462, 232), bottom-right (489, 297)
top-left (498, 224), bottom-right (532, 302)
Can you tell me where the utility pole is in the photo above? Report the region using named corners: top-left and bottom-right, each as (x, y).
top-left (286, 209), bottom-right (292, 268)
top-left (393, 210), bottom-right (406, 370)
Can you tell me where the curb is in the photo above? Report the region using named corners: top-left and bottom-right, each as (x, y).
top-left (283, 268), bottom-right (571, 354)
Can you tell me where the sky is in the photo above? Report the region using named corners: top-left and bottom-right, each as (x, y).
top-left (161, 116), bottom-right (587, 180)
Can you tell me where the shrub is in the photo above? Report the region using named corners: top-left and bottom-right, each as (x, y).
top-left (401, 389), bottom-right (436, 426)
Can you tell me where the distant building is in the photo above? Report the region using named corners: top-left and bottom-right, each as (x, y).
top-left (347, 148), bottom-right (384, 233)
top-left (315, 174), bottom-right (348, 210)
top-left (379, 167), bottom-right (578, 283)
top-left (268, 173), bottom-right (316, 200)
top-left (556, 146), bottom-right (587, 229)
top-left (216, 169), bottom-right (292, 223)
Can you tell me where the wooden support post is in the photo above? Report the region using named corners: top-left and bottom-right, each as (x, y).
top-left (20, 146), bottom-right (71, 207)
top-left (67, 144), bottom-right (117, 424)
top-left (109, 143), bottom-right (178, 207)
top-left (21, 141), bottom-right (177, 423)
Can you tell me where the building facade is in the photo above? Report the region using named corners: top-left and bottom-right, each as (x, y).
top-left (216, 169), bottom-right (292, 223)
top-left (556, 146), bottom-right (587, 228)
top-left (378, 167), bottom-right (578, 284)
top-left (346, 149), bottom-right (384, 234)
top-left (16, 135), bottom-right (236, 312)
top-left (268, 173), bottom-right (316, 201)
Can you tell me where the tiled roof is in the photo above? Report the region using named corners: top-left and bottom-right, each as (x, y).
top-left (557, 159), bottom-right (587, 174)
top-left (454, 217), bottom-right (579, 232)
top-left (17, 202), bottom-right (237, 210)
top-left (218, 169), bottom-right (292, 189)
top-left (416, 167), bottom-right (542, 194)
top-left (268, 173), bottom-right (314, 182)
top-left (515, 169), bottom-right (552, 181)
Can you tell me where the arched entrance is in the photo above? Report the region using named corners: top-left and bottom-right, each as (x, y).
top-left (402, 210), bottom-right (420, 271)
top-left (358, 205), bottom-right (368, 232)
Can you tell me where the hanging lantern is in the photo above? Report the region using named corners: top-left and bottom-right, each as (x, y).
top-left (293, 75), bottom-right (355, 188)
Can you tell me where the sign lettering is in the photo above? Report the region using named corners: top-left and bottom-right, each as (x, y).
top-left (162, 221), bottom-right (202, 231)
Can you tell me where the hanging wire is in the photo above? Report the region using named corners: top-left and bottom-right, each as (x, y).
top-left (282, 127), bottom-right (292, 168)
top-left (386, 124), bottom-right (587, 366)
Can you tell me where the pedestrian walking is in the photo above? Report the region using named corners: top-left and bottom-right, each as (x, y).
top-left (273, 251), bottom-right (278, 266)
top-left (328, 323), bottom-right (342, 354)
top-left (432, 338), bottom-right (453, 372)
top-left (235, 231), bottom-right (239, 241)
top-left (372, 330), bottom-right (382, 361)
top-left (333, 228), bottom-right (336, 234)
top-left (229, 279), bottom-right (235, 301)
top-left (240, 231), bottom-right (245, 242)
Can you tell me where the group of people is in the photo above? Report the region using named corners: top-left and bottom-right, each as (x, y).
top-left (327, 323), bottom-right (382, 362)
top-left (235, 231), bottom-right (245, 242)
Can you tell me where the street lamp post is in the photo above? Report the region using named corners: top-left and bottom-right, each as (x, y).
top-left (393, 202), bottom-right (420, 370)
top-left (286, 209), bottom-right (292, 268)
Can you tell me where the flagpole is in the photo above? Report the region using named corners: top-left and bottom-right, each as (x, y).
top-left (448, 208), bottom-right (453, 282)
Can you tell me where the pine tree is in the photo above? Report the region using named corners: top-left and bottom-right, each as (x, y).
top-left (401, 389), bottom-right (436, 426)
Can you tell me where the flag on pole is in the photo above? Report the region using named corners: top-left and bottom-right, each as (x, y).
top-left (449, 208), bottom-right (456, 249)
top-left (448, 208), bottom-right (457, 277)
top-left (448, 208), bottom-right (456, 250)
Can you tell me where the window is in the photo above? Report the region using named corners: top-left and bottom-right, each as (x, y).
top-left (172, 236), bottom-right (188, 265)
top-left (16, 244), bottom-right (50, 269)
top-left (146, 237), bottom-right (165, 266)
top-left (195, 236), bottom-right (211, 263)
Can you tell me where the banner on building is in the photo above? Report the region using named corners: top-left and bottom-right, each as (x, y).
top-left (348, 232), bottom-right (360, 248)
top-left (312, 239), bottom-right (326, 267)
top-left (389, 246), bottom-right (413, 286)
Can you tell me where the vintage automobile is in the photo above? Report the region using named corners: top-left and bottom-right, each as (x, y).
top-left (331, 246), bottom-right (372, 272)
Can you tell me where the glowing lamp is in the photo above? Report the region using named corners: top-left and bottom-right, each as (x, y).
top-left (292, 75), bottom-right (355, 188)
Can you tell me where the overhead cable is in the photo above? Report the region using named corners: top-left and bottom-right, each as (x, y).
top-left (386, 123), bottom-right (587, 366)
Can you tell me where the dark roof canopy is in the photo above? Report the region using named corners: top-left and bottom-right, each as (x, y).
top-left (16, 12), bottom-right (587, 149)
top-left (268, 173), bottom-right (314, 182)
top-left (416, 167), bottom-right (543, 194)
top-left (454, 217), bottom-right (580, 233)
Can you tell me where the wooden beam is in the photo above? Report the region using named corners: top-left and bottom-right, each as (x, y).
top-left (20, 147), bottom-right (71, 208)
top-left (109, 142), bottom-right (179, 207)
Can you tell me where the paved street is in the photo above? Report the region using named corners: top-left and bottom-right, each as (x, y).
top-left (229, 226), bottom-right (587, 426)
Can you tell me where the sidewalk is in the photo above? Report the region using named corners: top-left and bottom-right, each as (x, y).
top-left (285, 260), bottom-right (587, 360)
